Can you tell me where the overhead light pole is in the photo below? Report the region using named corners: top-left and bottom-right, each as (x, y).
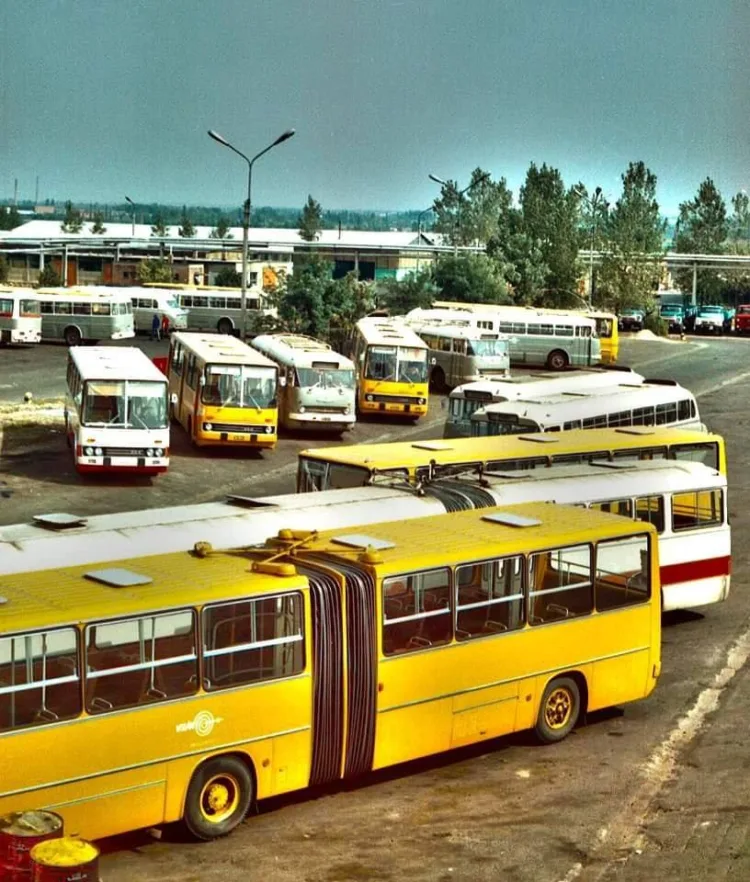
top-left (429, 171), bottom-right (492, 256)
top-left (124, 195), bottom-right (135, 237)
top-left (208, 127), bottom-right (295, 340)
top-left (575, 185), bottom-right (606, 309)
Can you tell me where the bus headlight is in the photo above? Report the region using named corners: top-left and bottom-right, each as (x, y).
top-left (298, 405), bottom-right (306, 414)
top-left (85, 446), bottom-right (94, 456)
top-left (366, 394), bottom-right (374, 402)
top-left (344, 404), bottom-right (351, 414)
top-left (418, 397), bottom-right (426, 405)
top-left (146, 448), bottom-right (154, 457)
top-left (204, 423), bottom-right (213, 432)
top-left (154, 447), bottom-right (164, 457)
top-left (265, 425), bottom-right (274, 434)
top-left (94, 447), bottom-right (102, 456)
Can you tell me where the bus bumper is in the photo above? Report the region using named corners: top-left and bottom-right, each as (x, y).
top-left (359, 399), bottom-right (428, 417)
top-left (111, 329), bottom-right (136, 340)
top-left (7, 329), bottom-right (42, 344)
top-left (76, 455), bottom-right (169, 474)
top-left (196, 429), bottom-right (277, 448)
top-left (288, 412), bottom-right (355, 431)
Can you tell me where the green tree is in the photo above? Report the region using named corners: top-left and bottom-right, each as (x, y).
top-left (519, 163), bottom-right (580, 306)
top-left (433, 253), bottom-right (511, 304)
top-left (298, 195), bottom-right (323, 242)
top-left (91, 212), bottom-right (107, 235)
top-left (375, 268), bottom-right (437, 315)
top-left (432, 168), bottom-right (511, 247)
top-left (487, 209), bottom-right (548, 305)
top-left (151, 215), bottom-right (169, 237)
top-left (730, 191), bottom-right (750, 245)
top-left (214, 267), bottom-right (242, 287)
top-left (0, 255), bottom-right (8, 283)
top-left (60, 201), bottom-right (83, 234)
top-left (596, 162), bottom-right (666, 313)
top-left (178, 208), bottom-right (196, 238)
top-left (674, 178), bottom-right (728, 303)
top-left (38, 264), bottom-right (62, 286)
top-left (209, 216), bottom-right (234, 239)
top-left (138, 258), bottom-right (174, 284)
top-left (0, 205), bottom-right (22, 230)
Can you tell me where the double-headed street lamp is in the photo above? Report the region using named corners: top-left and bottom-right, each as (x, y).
top-left (428, 171), bottom-right (492, 256)
top-left (124, 195), bottom-right (135, 237)
top-left (575, 185), bottom-right (607, 309)
top-left (208, 127), bottom-right (296, 340)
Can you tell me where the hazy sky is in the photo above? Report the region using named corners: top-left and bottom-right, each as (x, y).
top-left (1, 0), bottom-right (748, 216)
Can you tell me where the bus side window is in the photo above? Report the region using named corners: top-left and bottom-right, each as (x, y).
top-left (170, 341), bottom-right (184, 375)
top-left (671, 489), bottom-right (723, 531)
top-left (595, 535), bottom-right (650, 611)
top-left (455, 556), bottom-right (524, 640)
top-left (528, 545), bottom-right (593, 624)
top-left (185, 354), bottom-right (199, 389)
top-left (382, 568), bottom-right (452, 655)
top-left (635, 496), bottom-right (664, 533)
top-left (590, 498), bottom-right (633, 518)
top-left (671, 443), bottom-right (718, 470)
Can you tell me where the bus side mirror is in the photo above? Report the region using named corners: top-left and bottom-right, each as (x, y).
top-left (199, 375), bottom-right (206, 387)
top-left (431, 357), bottom-right (436, 365)
top-left (170, 393), bottom-right (178, 405)
top-left (279, 375), bottom-right (287, 387)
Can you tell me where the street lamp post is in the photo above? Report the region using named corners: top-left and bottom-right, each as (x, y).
top-left (208, 127), bottom-right (295, 340)
top-left (428, 171), bottom-right (492, 257)
top-left (575, 185), bottom-right (606, 309)
top-left (124, 196), bottom-right (135, 237)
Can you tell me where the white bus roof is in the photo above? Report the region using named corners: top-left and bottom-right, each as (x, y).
top-left (170, 331), bottom-right (277, 368)
top-left (409, 304), bottom-right (597, 329)
top-left (36, 288), bottom-right (133, 302)
top-left (0, 460), bottom-right (721, 577)
top-left (251, 334), bottom-right (355, 369)
top-left (474, 382), bottom-right (697, 423)
top-left (356, 317), bottom-right (428, 348)
top-left (450, 368), bottom-right (644, 399)
top-left (68, 346), bottom-right (167, 383)
top-left (405, 321), bottom-right (504, 340)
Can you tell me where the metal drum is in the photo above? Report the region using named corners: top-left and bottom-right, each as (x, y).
top-left (29, 838), bottom-right (99, 882)
top-left (0, 811), bottom-right (64, 881)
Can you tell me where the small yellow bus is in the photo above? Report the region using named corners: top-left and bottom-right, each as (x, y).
top-left (297, 426), bottom-right (727, 491)
top-left (167, 331), bottom-right (279, 449)
top-left (0, 501), bottom-right (660, 842)
top-left (351, 317), bottom-right (430, 418)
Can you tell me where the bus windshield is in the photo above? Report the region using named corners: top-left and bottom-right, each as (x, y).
top-left (82, 380), bottom-right (167, 428)
top-left (202, 364), bottom-right (277, 409)
top-left (594, 318), bottom-right (613, 338)
top-left (295, 367), bottom-right (356, 389)
top-left (476, 416), bottom-right (541, 436)
top-left (365, 346), bottom-right (428, 383)
top-left (467, 338), bottom-right (506, 357)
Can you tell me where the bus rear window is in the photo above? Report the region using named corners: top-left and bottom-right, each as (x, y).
top-left (671, 443), bottom-right (718, 470)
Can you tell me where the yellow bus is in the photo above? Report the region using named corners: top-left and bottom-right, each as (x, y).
top-left (351, 317), bottom-right (430, 418)
top-left (167, 331), bottom-right (279, 449)
top-left (0, 502), bottom-right (660, 842)
top-left (297, 426), bottom-right (726, 491)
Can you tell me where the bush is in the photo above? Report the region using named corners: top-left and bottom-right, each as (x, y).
top-left (38, 264), bottom-right (62, 287)
top-left (643, 311), bottom-right (669, 337)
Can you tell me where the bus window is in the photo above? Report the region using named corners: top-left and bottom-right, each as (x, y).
top-left (656, 402), bottom-right (677, 425)
top-left (613, 446), bottom-right (667, 462)
top-left (595, 535), bottom-right (650, 611)
top-left (671, 489), bottom-right (723, 531)
top-left (529, 544), bottom-right (593, 624)
top-left (455, 556), bottom-right (525, 639)
top-left (590, 499), bottom-right (633, 518)
top-left (635, 496), bottom-right (664, 533)
top-left (382, 568), bottom-right (452, 655)
top-left (672, 443), bottom-right (718, 470)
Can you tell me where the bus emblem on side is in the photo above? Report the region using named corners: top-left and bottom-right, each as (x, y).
top-left (176, 710), bottom-right (223, 737)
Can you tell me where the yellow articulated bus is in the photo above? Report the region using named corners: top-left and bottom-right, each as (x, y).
top-left (297, 426), bottom-right (727, 492)
top-left (167, 331), bottom-right (279, 449)
top-left (0, 502), bottom-right (660, 842)
top-left (351, 316), bottom-right (430, 418)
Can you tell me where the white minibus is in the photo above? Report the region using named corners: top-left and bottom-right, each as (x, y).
top-left (64, 346), bottom-right (169, 474)
top-left (251, 334), bottom-right (356, 432)
top-left (0, 288), bottom-right (42, 344)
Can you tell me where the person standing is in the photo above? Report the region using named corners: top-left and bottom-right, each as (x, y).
top-left (161, 313), bottom-right (170, 338)
top-left (151, 313), bottom-right (161, 341)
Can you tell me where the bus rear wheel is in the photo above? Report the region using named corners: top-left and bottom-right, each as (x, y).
top-left (534, 676), bottom-right (581, 744)
top-left (183, 756), bottom-right (254, 840)
top-left (546, 349), bottom-right (569, 371)
top-left (64, 326), bottom-right (82, 346)
top-left (217, 318), bottom-right (233, 335)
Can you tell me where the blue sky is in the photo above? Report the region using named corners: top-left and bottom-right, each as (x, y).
top-left (1, 0), bottom-right (747, 216)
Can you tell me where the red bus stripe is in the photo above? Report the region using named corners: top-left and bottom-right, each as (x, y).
top-left (660, 555), bottom-right (731, 586)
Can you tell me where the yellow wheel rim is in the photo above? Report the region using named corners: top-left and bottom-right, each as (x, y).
top-left (545, 686), bottom-right (573, 730)
top-left (199, 773), bottom-right (241, 824)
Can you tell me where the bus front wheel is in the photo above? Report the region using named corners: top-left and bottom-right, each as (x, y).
top-left (64, 326), bottom-right (82, 346)
top-left (217, 318), bottom-right (233, 335)
top-left (534, 676), bottom-right (581, 744)
top-left (183, 755), bottom-right (254, 840)
top-left (546, 349), bottom-right (569, 371)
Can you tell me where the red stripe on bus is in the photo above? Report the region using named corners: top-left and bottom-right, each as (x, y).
top-left (660, 555), bottom-right (731, 586)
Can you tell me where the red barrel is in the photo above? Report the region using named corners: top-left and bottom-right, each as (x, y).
top-left (29, 838), bottom-right (99, 882)
top-left (0, 811), bottom-right (64, 881)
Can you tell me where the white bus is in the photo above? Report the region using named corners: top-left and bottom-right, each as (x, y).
top-left (471, 381), bottom-right (703, 436)
top-left (0, 460), bottom-right (728, 613)
top-left (84, 286), bottom-right (188, 334)
top-left (0, 288), bottom-right (42, 345)
top-left (250, 333), bottom-right (356, 432)
top-left (144, 283), bottom-right (269, 336)
top-left (446, 366), bottom-right (645, 437)
top-left (64, 346), bottom-right (169, 475)
top-left (37, 289), bottom-right (135, 345)
top-left (406, 306), bottom-right (600, 370)
top-left (401, 321), bottom-right (510, 391)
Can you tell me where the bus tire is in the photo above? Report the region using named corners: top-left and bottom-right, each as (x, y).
top-left (534, 676), bottom-right (581, 744)
top-left (183, 755), bottom-right (254, 841)
top-left (430, 366), bottom-right (447, 392)
top-left (64, 325), bottom-right (82, 346)
top-left (217, 317), bottom-right (233, 335)
top-left (546, 349), bottom-right (569, 371)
